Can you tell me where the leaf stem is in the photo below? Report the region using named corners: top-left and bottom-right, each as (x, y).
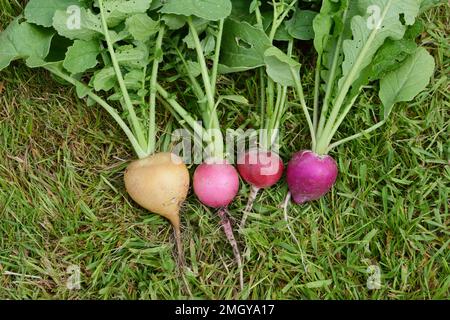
top-left (45, 65), bottom-right (146, 159)
top-left (210, 19), bottom-right (224, 97)
top-left (325, 120), bottom-right (386, 154)
top-left (147, 24), bottom-right (166, 155)
top-left (291, 68), bottom-right (316, 151)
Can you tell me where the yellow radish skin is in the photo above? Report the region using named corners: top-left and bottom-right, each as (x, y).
top-left (124, 152), bottom-right (189, 264)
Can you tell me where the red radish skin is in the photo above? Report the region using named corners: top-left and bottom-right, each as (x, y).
top-left (237, 149), bottom-right (284, 229)
top-left (193, 160), bottom-right (239, 208)
top-left (286, 150), bottom-right (338, 204)
top-left (237, 149), bottom-right (284, 189)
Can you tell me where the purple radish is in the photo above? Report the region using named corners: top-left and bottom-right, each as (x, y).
top-left (286, 150), bottom-right (338, 204)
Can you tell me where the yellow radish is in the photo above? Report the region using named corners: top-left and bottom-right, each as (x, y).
top-left (124, 152), bottom-right (190, 264)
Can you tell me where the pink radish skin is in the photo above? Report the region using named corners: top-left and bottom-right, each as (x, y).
top-left (193, 160), bottom-right (243, 290)
top-left (286, 150), bottom-right (338, 204)
top-left (193, 160), bottom-right (240, 208)
top-left (237, 149), bottom-right (284, 189)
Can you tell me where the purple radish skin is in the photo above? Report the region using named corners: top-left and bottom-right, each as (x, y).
top-left (286, 150), bottom-right (338, 204)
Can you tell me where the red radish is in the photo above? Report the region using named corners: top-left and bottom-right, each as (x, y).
top-left (193, 159), bottom-right (240, 208)
top-left (286, 150), bottom-right (338, 204)
top-left (237, 149), bottom-right (284, 228)
top-left (237, 149), bottom-right (284, 189)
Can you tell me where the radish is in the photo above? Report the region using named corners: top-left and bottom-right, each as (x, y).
top-left (156, 14), bottom-right (244, 290)
top-left (221, 2), bottom-right (295, 229)
top-left (237, 149), bottom-right (284, 228)
top-left (286, 150), bottom-right (337, 204)
top-left (124, 153), bottom-right (190, 264)
top-left (193, 159), bottom-right (240, 208)
top-left (281, 1), bottom-right (433, 207)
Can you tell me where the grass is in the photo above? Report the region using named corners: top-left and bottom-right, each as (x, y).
top-left (0, 1), bottom-right (449, 299)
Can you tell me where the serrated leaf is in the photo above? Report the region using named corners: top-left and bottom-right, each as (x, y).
top-left (75, 82), bottom-right (90, 98)
top-left (53, 7), bottom-right (102, 40)
top-left (99, 0), bottom-right (153, 27)
top-left (185, 60), bottom-right (201, 77)
top-left (161, 0), bottom-right (232, 21)
top-left (264, 46), bottom-right (300, 87)
top-left (201, 34), bottom-right (216, 56)
top-left (161, 14), bottom-right (186, 30)
top-left (91, 67), bottom-right (116, 91)
top-left (380, 47), bottom-right (435, 118)
top-left (125, 14), bottom-right (159, 41)
top-left (286, 10), bottom-right (318, 41)
top-left (24, 0), bottom-right (81, 28)
top-left (116, 44), bottom-right (149, 69)
top-left (220, 19), bottom-right (272, 72)
top-left (0, 19), bottom-right (54, 71)
top-left (124, 69), bottom-right (144, 90)
top-left (338, 0), bottom-right (421, 91)
top-left (63, 39), bottom-right (100, 74)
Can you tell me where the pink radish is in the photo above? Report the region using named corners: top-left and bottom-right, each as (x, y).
top-left (237, 149), bottom-right (284, 228)
top-left (193, 159), bottom-right (239, 208)
top-left (193, 158), bottom-right (243, 290)
top-left (286, 150), bottom-right (338, 204)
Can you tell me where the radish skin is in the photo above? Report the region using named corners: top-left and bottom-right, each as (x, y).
top-left (237, 149), bottom-right (284, 189)
top-left (193, 159), bottom-right (243, 290)
top-left (237, 149), bottom-right (284, 228)
top-left (124, 152), bottom-right (190, 265)
top-left (193, 160), bottom-right (239, 208)
top-left (286, 150), bottom-right (338, 204)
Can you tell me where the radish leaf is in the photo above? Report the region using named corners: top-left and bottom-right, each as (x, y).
top-left (380, 47), bottom-right (435, 118)
top-left (0, 19), bottom-right (54, 70)
top-left (264, 47), bottom-right (300, 87)
top-left (52, 7), bottom-right (102, 40)
top-left (160, 0), bottom-right (232, 21)
top-left (125, 14), bottom-right (160, 41)
top-left (24, 0), bottom-right (81, 28)
top-left (63, 39), bottom-right (101, 74)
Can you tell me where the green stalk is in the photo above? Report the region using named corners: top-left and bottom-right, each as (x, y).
top-left (313, 55), bottom-right (321, 133)
top-left (325, 120), bottom-right (386, 154)
top-left (291, 69), bottom-right (316, 150)
top-left (97, 0), bottom-right (146, 149)
top-left (156, 83), bottom-right (208, 142)
top-left (254, 2), bottom-right (264, 29)
top-left (147, 24), bottom-right (166, 155)
top-left (187, 17), bottom-right (223, 158)
top-left (210, 19), bottom-right (224, 97)
top-left (268, 0), bottom-right (298, 41)
top-left (187, 18), bottom-right (215, 113)
top-left (316, 33), bottom-right (344, 138)
top-left (46, 65), bottom-right (146, 159)
top-left (317, 3), bottom-right (392, 153)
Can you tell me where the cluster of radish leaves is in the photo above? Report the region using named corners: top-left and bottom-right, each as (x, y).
top-left (0, 0), bottom-right (236, 158)
top-left (0, 0), bottom-right (438, 292)
top-left (217, 0), bottom-right (437, 251)
top-left (220, 0), bottom-right (435, 209)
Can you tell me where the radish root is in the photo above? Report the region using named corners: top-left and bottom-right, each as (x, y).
top-left (218, 207), bottom-right (244, 291)
top-left (239, 186), bottom-right (260, 231)
top-left (283, 192), bottom-right (307, 272)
